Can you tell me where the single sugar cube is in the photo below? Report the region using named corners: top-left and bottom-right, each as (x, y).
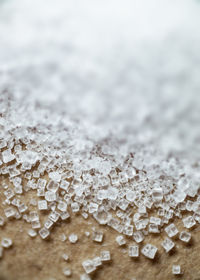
top-left (92, 256), bottom-right (102, 267)
top-left (172, 265), bottom-right (181, 275)
top-left (82, 259), bottom-right (96, 274)
top-left (62, 253), bottom-right (69, 261)
top-left (69, 234), bottom-right (78, 244)
top-left (133, 231), bottom-right (144, 243)
top-left (100, 250), bottom-right (111, 262)
top-left (38, 200), bottom-right (48, 210)
top-left (28, 229), bottom-right (37, 238)
top-left (141, 244), bottom-right (157, 259)
top-left (161, 238), bottom-right (175, 253)
top-left (92, 231), bottom-right (103, 243)
top-left (129, 245), bottom-right (139, 257)
top-left (116, 235), bottom-right (126, 246)
top-left (1, 238), bottom-right (12, 248)
top-left (182, 216), bottom-right (196, 229)
top-left (165, 223), bottom-right (179, 238)
top-left (80, 274), bottom-right (91, 280)
top-left (179, 231), bottom-right (191, 243)
top-left (2, 149), bottom-right (15, 163)
top-left (63, 267), bottom-right (71, 277)
top-left (39, 227), bottom-right (50, 239)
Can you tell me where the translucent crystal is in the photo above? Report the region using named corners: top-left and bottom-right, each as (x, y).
top-left (4, 207), bottom-right (16, 218)
top-left (126, 191), bottom-right (135, 202)
top-left (92, 231), bottom-right (103, 243)
top-left (152, 188), bottom-right (163, 201)
top-left (71, 202), bottom-right (80, 213)
top-left (28, 229), bottom-right (37, 237)
top-left (69, 233), bottom-right (78, 243)
top-left (133, 231), bottom-right (144, 243)
top-left (45, 191), bottom-right (57, 202)
top-left (47, 180), bottom-right (59, 192)
top-left (165, 223), bottom-right (179, 238)
top-left (161, 237), bottom-right (175, 253)
top-left (179, 231), bottom-right (191, 243)
top-left (39, 227), bottom-right (50, 239)
top-left (63, 268), bottom-right (71, 277)
top-left (49, 172), bottom-right (61, 182)
top-left (129, 245), bottom-right (139, 257)
top-left (57, 201), bottom-right (67, 212)
top-left (172, 265), bottom-right (181, 275)
top-left (1, 238), bottom-right (12, 248)
top-left (100, 250), bottom-right (111, 261)
top-left (80, 274), bottom-right (91, 280)
top-left (93, 256), bottom-right (102, 267)
top-left (148, 224), bottom-right (160, 233)
top-left (44, 219), bottom-right (53, 229)
top-left (116, 235), bottom-right (126, 246)
top-left (82, 260), bottom-right (96, 274)
top-left (2, 149), bottom-right (15, 163)
top-left (141, 244), bottom-right (157, 259)
top-left (123, 224), bottom-right (134, 236)
top-left (60, 212), bottom-right (70, 220)
top-left (49, 211), bottom-right (60, 222)
top-left (62, 253), bottom-right (69, 261)
top-left (38, 200), bottom-right (48, 210)
top-left (182, 216), bottom-right (196, 228)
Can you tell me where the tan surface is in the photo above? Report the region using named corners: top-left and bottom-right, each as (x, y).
top-left (0, 176), bottom-right (200, 280)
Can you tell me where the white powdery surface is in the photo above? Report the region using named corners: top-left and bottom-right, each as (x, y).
top-left (0, 0), bottom-right (200, 272)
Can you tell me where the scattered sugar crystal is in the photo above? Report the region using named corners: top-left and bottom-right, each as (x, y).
top-left (44, 219), bottom-right (54, 229)
top-left (97, 190), bottom-right (107, 200)
top-left (18, 203), bottom-right (28, 213)
top-left (116, 235), bottom-right (126, 246)
top-left (38, 200), bottom-right (48, 210)
top-left (152, 188), bottom-right (163, 201)
top-left (4, 189), bottom-right (15, 200)
top-left (4, 207), bottom-right (16, 218)
top-left (82, 212), bottom-right (88, 219)
top-left (93, 257), bottom-right (102, 267)
top-left (100, 250), bottom-right (111, 262)
top-left (85, 231), bottom-right (90, 237)
top-left (47, 180), bottom-right (59, 192)
top-left (69, 234), bottom-right (78, 243)
top-left (179, 231), bottom-right (191, 243)
top-left (63, 268), bottom-right (71, 277)
top-left (107, 187), bottom-right (118, 200)
top-left (161, 238), bottom-right (175, 253)
top-left (60, 212), bottom-right (70, 220)
top-left (60, 180), bottom-right (70, 191)
top-left (165, 223), bottom-right (179, 238)
top-left (32, 220), bottom-right (41, 229)
top-left (49, 172), bottom-right (61, 182)
top-left (49, 211), bottom-right (60, 222)
top-left (57, 201), bottom-right (67, 212)
top-left (82, 260), bottom-right (96, 274)
top-left (129, 245), bottom-right (139, 257)
top-left (2, 149), bottom-right (15, 163)
top-left (172, 265), bottom-right (181, 275)
top-left (141, 244), bottom-right (157, 259)
top-left (1, 238), bottom-right (12, 248)
top-left (29, 211), bottom-right (39, 222)
top-left (60, 233), bottom-right (67, 242)
top-left (92, 231), bottom-right (103, 243)
top-left (39, 227), bottom-right (50, 239)
top-left (0, 216), bottom-right (5, 226)
top-left (135, 219), bottom-right (149, 230)
top-left (62, 253), bottom-right (69, 261)
top-left (80, 274), bottom-right (91, 280)
top-left (126, 191), bottom-right (135, 202)
top-left (173, 190), bottom-right (186, 203)
top-left (148, 224), bottom-right (160, 233)
top-left (28, 229), bottom-right (37, 238)
top-left (182, 216), bottom-right (196, 228)
top-left (88, 202), bottom-right (98, 213)
top-left (45, 191), bottom-right (57, 202)
top-left (71, 202), bottom-right (80, 213)
top-left (149, 217), bottom-right (161, 226)
top-left (133, 231), bottom-right (144, 243)
top-left (123, 224), bottom-right (134, 236)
